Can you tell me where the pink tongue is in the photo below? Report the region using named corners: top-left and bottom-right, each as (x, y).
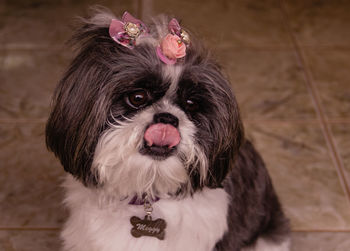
top-left (144, 123), bottom-right (181, 148)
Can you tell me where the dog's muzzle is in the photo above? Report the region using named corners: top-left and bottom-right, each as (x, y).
top-left (141, 113), bottom-right (181, 159)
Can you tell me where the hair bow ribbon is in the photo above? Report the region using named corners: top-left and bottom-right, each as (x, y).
top-left (157, 18), bottom-right (190, 65)
top-left (109, 12), bottom-right (148, 49)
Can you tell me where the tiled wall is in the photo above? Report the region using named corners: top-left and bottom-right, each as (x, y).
top-left (1, 0), bottom-right (350, 250)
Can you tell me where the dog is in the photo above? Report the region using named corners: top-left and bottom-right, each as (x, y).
top-left (46, 7), bottom-right (290, 251)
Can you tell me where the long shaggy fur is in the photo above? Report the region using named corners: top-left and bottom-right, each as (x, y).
top-left (92, 100), bottom-right (207, 199)
top-left (46, 7), bottom-right (290, 251)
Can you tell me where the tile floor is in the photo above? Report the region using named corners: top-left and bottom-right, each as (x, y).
top-left (1, 0), bottom-right (350, 250)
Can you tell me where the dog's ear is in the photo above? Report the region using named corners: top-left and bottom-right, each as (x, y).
top-left (46, 9), bottom-right (120, 186)
top-left (185, 59), bottom-right (244, 190)
top-left (206, 95), bottom-right (244, 189)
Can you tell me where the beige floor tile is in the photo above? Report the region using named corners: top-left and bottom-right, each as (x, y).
top-left (1, 0), bottom-right (139, 48)
top-left (330, 123), bottom-right (350, 188)
top-left (1, 3), bottom-right (73, 48)
top-left (216, 48), bottom-right (316, 120)
top-left (245, 122), bottom-right (350, 230)
top-left (284, 0), bottom-right (350, 47)
top-left (1, 1), bottom-right (349, 249)
top-left (0, 123), bottom-right (66, 227)
top-left (0, 49), bottom-right (71, 119)
top-left (151, 0), bottom-right (292, 48)
top-left (0, 230), bottom-right (61, 251)
top-left (302, 49), bottom-right (350, 118)
top-left (292, 231), bottom-right (350, 251)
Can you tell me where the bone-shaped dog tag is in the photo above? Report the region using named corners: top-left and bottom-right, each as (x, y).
top-left (130, 216), bottom-right (166, 240)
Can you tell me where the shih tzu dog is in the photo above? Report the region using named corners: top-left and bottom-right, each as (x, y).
top-left (46, 7), bottom-right (290, 251)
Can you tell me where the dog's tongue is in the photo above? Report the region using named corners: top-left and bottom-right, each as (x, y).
top-left (144, 123), bottom-right (181, 148)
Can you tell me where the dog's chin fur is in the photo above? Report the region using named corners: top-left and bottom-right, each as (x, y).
top-left (92, 99), bottom-right (207, 199)
top-left (46, 7), bottom-right (290, 251)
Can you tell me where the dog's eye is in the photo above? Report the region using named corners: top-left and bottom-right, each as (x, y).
top-left (185, 99), bottom-right (199, 112)
top-left (126, 90), bottom-right (149, 109)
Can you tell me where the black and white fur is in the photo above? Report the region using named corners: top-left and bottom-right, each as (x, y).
top-left (46, 7), bottom-right (290, 251)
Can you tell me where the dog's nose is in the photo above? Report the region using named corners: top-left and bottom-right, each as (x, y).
top-left (153, 113), bottom-right (179, 128)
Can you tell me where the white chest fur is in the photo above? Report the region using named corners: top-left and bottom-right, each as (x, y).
top-left (62, 176), bottom-right (229, 251)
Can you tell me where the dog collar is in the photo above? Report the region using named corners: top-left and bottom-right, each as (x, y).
top-left (128, 195), bottom-right (160, 205)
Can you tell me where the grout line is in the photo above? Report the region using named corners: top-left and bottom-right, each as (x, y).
top-left (218, 45), bottom-right (350, 51)
top-left (279, 0), bottom-right (350, 202)
top-left (0, 45), bottom-right (293, 51)
top-left (1, 118), bottom-right (350, 125)
top-left (0, 118), bottom-right (47, 123)
top-left (326, 118), bottom-right (350, 124)
top-left (136, 0), bottom-right (143, 19)
top-left (1, 228), bottom-right (349, 233)
top-left (244, 119), bottom-right (350, 124)
top-left (217, 45), bottom-right (294, 51)
top-left (292, 229), bottom-right (350, 233)
top-left (299, 45), bottom-right (350, 51)
top-left (327, 122), bottom-right (350, 183)
top-left (0, 227), bottom-right (60, 231)
top-left (1, 227), bottom-right (349, 232)
top-left (0, 44), bottom-right (65, 50)
top-left (244, 119), bottom-right (321, 125)
top-left (1, 44), bottom-right (350, 51)
top-left (1, 45), bottom-right (350, 52)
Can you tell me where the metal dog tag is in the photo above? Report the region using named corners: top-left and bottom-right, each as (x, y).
top-left (130, 215), bottom-right (166, 240)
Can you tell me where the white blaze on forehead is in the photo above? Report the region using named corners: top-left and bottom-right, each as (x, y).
top-left (162, 64), bottom-right (183, 96)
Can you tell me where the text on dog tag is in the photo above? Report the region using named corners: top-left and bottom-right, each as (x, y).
top-left (130, 216), bottom-right (166, 240)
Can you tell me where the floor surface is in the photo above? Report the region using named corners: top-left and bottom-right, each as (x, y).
top-left (1, 0), bottom-right (350, 250)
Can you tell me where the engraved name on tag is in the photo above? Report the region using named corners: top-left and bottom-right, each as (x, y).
top-left (130, 216), bottom-right (166, 240)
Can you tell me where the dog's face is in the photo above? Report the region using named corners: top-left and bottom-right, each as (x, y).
top-left (46, 11), bottom-right (243, 199)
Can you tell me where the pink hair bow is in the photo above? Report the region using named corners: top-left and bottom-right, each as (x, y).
top-left (109, 12), bottom-right (148, 49)
top-left (157, 18), bottom-right (190, 65)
